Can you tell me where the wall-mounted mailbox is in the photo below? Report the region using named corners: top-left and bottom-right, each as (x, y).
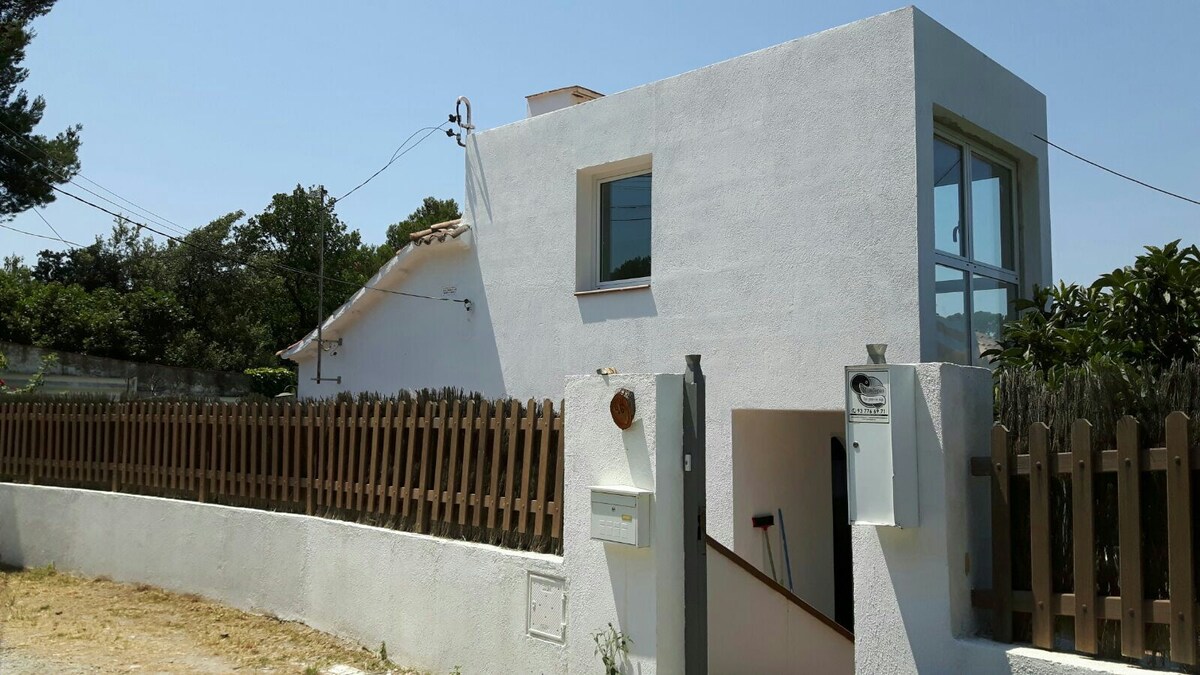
top-left (844, 365), bottom-right (918, 527)
top-left (589, 485), bottom-right (651, 547)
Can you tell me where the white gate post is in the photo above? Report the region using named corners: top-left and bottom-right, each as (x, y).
top-left (562, 373), bottom-right (686, 674)
top-left (851, 363), bottom-right (993, 674)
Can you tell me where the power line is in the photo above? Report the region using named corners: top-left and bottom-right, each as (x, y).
top-left (332, 123), bottom-right (449, 205)
top-left (0, 122), bottom-right (195, 237)
top-left (1, 222), bottom-right (87, 247)
top-left (31, 208), bottom-right (63, 240)
top-left (49, 184), bottom-right (469, 307)
top-left (1, 117), bottom-right (466, 305)
top-left (1034, 133), bottom-right (1200, 207)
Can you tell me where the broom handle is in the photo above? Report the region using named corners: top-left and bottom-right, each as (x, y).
top-left (764, 529), bottom-right (778, 582)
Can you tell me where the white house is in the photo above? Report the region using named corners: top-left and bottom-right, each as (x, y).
top-left (282, 6), bottom-right (1050, 622)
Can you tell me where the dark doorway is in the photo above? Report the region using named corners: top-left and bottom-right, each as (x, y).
top-left (830, 437), bottom-right (854, 632)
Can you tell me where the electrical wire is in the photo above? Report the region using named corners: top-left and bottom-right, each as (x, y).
top-left (0, 118), bottom-right (466, 305)
top-left (0, 122), bottom-right (196, 237)
top-left (1034, 133), bottom-right (1200, 207)
top-left (1, 222), bottom-right (87, 247)
top-left (48, 184), bottom-right (468, 306)
top-left (31, 208), bottom-right (63, 240)
top-left (331, 123), bottom-right (449, 205)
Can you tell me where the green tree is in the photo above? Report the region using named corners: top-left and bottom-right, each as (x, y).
top-left (158, 210), bottom-right (278, 370)
top-left (384, 196), bottom-right (461, 251)
top-left (0, 0), bottom-right (82, 217)
top-left (988, 240), bottom-right (1200, 378)
top-left (236, 185), bottom-right (378, 351)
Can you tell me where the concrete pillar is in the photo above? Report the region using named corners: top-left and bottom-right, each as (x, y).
top-left (851, 363), bottom-right (993, 674)
top-left (562, 373), bottom-right (685, 674)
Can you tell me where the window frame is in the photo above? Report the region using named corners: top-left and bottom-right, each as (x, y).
top-left (932, 127), bottom-right (1021, 364)
top-left (594, 168), bottom-right (653, 290)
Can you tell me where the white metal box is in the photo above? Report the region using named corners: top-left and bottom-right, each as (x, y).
top-left (589, 485), bottom-right (651, 547)
top-left (844, 365), bottom-right (918, 527)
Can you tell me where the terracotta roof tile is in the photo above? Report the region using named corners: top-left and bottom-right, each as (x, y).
top-left (409, 218), bottom-right (469, 246)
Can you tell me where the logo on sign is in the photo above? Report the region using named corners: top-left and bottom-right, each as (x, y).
top-left (848, 371), bottom-right (889, 422)
top-left (851, 373), bottom-right (886, 407)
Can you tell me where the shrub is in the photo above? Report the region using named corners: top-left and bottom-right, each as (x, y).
top-left (244, 366), bottom-right (296, 398)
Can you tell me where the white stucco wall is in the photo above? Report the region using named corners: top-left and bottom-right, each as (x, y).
top-left (295, 235), bottom-right (505, 395)
top-left (707, 541), bottom-right (853, 674)
top-left (731, 409), bottom-right (844, 616)
top-left (0, 484), bottom-right (566, 674)
top-left (562, 373), bottom-right (685, 674)
top-left (294, 7), bottom-right (1050, 555)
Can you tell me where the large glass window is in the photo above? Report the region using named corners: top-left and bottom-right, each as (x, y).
top-left (934, 138), bottom-right (965, 257)
top-left (599, 172), bottom-right (652, 285)
top-left (933, 132), bottom-right (1018, 365)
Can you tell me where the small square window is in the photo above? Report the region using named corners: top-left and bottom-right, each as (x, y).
top-left (598, 172), bottom-right (652, 286)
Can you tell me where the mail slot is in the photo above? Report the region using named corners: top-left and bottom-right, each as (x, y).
top-left (589, 485), bottom-right (651, 547)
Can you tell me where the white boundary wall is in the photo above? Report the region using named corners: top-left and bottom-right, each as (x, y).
top-left (0, 371), bottom-right (688, 674)
top-left (0, 484), bottom-right (567, 674)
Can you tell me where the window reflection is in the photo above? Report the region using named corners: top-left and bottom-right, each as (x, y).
top-left (935, 265), bottom-right (968, 365)
top-left (934, 138), bottom-right (964, 257)
top-left (970, 156), bottom-right (1014, 270)
top-left (972, 276), bottom-right (1016, 363)
top-left (600, 173), bottom-right (652, 283)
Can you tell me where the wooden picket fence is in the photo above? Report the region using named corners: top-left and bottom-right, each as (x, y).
top-left (970, 413), bottom-right (1199, 665)
top-left (0, 398), bottom-right (565, 553)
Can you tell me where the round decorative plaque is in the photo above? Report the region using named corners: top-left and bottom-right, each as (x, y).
top-left (610, 388), bottom-right (636, 430)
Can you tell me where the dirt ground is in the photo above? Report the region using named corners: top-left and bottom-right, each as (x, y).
top-left (0, 565), bottom-right (420, 674)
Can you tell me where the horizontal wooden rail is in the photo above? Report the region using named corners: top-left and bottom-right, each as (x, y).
top-left (971, 589), bottom-right (1200, 627)
top-left (970, 446), bottom-right (1200, 476)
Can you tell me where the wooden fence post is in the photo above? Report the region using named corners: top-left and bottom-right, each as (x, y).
top-left (551, 407), bottom-right (565, 540)
top-left (1165, 411), bottom-right (1195, 665)
top-left (471, 400), bottom-right (489, 529)
top-left (1028, 422), bottom-right (1053, 649)
top-left (306, 402), bottom-right (316, 515)
top-left (415, 402), bottom-right (434, 532)
top-left (1116, 415), bottom-right (1144, 659)
top-left (990, 423), bottom-right (1012, 643)
top-left (443, 400), bottom-right (461, 526)
top-left (534, 399), bottom-right (553, 537)
top-left (1071, 419), bottom-right (1097, 654)
top-left (197, 403), bottom-right (208, 503)
top-left (395, 400), bottom-right (415, 518)
top-left (388, 398), bottom-right (408, 514)
top-left (458, 400), bottom-right (476, 526)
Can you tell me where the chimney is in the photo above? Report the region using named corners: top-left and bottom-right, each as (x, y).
top-left (525, 85), bottom-right (603, 118)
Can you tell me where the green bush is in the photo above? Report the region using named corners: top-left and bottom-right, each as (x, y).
top-left (988, 240), bottom-right (1200, 378)
top-left (243, 367), bottom-right (296, 398)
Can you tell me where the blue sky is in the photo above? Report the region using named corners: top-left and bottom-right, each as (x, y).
top-left (4, 1), bottom-right (1198, 284)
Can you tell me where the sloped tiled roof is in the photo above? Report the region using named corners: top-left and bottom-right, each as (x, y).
top-left (277, 218), bottom-right (473, 361)
top-left (410, 218), bottom-right (468, 246)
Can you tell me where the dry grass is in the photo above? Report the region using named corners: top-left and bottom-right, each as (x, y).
top-left (0, 564), bottom-right (419, 674)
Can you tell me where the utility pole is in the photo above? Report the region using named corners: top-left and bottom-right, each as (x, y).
top-left (312, 186), bottom-right (341, 385)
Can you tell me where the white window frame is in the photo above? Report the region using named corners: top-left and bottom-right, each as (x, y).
top-left (594, 168), bottom-right (653, 290)
top-left (933, 128), bottom-right (1021, 364)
